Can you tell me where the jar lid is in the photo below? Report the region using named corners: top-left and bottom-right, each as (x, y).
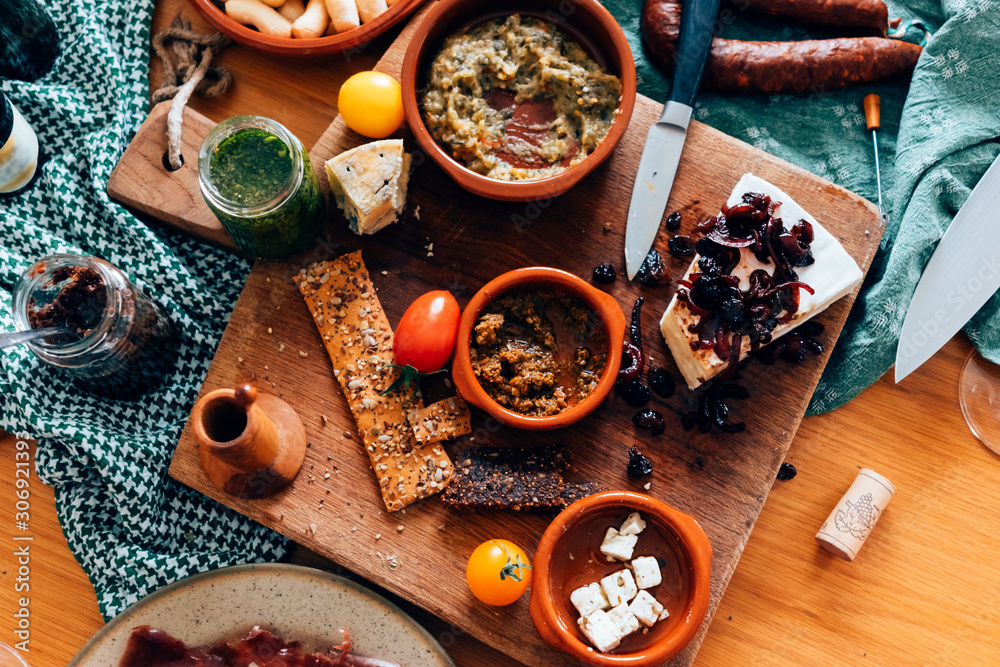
top-left (0, 92), bottom-right (12, 145)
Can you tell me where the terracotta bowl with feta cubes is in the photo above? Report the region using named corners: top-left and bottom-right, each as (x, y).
top-left (529, 491), bottom-right (711, 666)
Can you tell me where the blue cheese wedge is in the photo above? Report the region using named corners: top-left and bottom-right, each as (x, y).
top-left (326, 139), bottom-right (411, 235)
top-left (660, 173), bottom-right (864, 390)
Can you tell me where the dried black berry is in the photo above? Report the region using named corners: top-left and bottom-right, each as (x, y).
top-left (635, 249), bottom-right (671, 286)
top-left (618, 378), bottom-right (650, 406)
top-left (666, 211), bottom-right (682, 231)
top-left (627, 446), bottom-right (653, 478)
top-left (632, 408), bottom-right (665, 436)
top-left (776, 462), bottom-right (797, 481)
top-left (668, 235), bottom-right (695, 258)
top-left (647, 367), bottom-right (675, 398)
top-left (592, 263), bottom-right (617, 284)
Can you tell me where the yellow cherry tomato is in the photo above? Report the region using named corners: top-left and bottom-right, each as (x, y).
top-left (337, 71), bottom-right (405, 139)
top-left (466, 539), bottom-right (532, 606)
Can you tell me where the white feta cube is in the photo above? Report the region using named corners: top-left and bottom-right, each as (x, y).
top-left (570, 582), bottom-right (609, 617)
top-left (658, 606), bottom-right (670, 622)
top-left (600, 527), bottom-right (638, 561)
top-left (600, 568), bottom-right (638, 607)
top-left (606, 602), bottom-right (641, 638)
top-left (577, 609), bottom-right (621, 653)
top-left (619, 512), bottom-right (647, 536)
top-left (629, 590), bottom-right (665, 627)
top-left (631, 555), bottom-right (662, 589)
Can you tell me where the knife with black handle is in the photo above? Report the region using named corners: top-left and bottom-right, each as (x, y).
top-left (625, 0), bottom-right (722, 279)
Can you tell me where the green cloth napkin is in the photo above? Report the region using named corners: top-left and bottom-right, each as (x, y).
top-left (0, 0), bottom-right (285, 620)
top-left (603, 0), bottom-right (1000, 412)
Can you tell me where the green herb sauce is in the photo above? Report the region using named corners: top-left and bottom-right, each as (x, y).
top-left (205, 127), bottom-right (324, 258)
top-left (210, 128), bottom-right (293, 206)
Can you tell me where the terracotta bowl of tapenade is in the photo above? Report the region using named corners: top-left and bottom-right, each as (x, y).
top-left (401, 0), bottom-right (637, 202)
top-left (451, 267), bottom-right (626, 430)
top-left (529, 491), bottom-right (712, 666)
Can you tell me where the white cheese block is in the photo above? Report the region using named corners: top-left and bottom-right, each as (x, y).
top-left (600, 569), bottom-right (638, 607)
top-left (630, 555), bottom-right (662, 589)
top-left (600, 527), bottom-right (638, 562)
top-left (660, 173), bottom-right (864, 390)
top-left (619, 512), bottom-right (646, 536)
top-left (606, 602), bottom-right (641, 638)
top-left (570, 582), bottom-right (610, 617)
top-left (629, 590), bottom-right (665, 627)
top-left (326, 139), bottom-right (411, 235)
top-left (578, 609), bottom-right (621, 653)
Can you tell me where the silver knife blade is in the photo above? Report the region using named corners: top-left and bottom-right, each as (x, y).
top-left (624, 102), bottom-right (693, 280)
top-left (895, 152), bottom-right (1000, 382)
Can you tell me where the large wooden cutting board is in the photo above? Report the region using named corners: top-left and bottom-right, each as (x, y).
top-left (166, 5), bottom-right (883, 665)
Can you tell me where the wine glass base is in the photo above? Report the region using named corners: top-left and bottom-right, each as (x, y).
top-left (959, 350), bottom-right (1000, 456)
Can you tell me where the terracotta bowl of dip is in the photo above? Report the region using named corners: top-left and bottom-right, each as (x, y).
top-left (400, 0), bottom-right (638, 202)
top-left (451, 267), bottom-right (626, 430)
top-left (529, 491), bottom-right (713, 667)
top-left (186, 0), bottom-right (425, 56)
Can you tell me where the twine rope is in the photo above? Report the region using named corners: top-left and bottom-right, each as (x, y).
top-left (151, 15), bottom-right (232, 170)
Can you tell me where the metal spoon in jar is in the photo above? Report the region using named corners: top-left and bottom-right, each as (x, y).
top-left (0, 327), bottom-right (77, 350)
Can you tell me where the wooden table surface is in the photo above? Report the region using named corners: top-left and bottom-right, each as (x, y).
top-left (2, 1), bottom-right (1000, 665)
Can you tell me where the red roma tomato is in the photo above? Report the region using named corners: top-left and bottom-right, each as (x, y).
top-left (466, 539), bottom-right (532, 606)
top-left (393, 291), bottom-right (461, 373)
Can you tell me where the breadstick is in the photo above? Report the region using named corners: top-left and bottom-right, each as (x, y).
top-left (292, 0), bottom-right (329, 38)
top-left (253, 0), bottom-right (285, 7)
top-left (225, 0), bottom-right (293, 38)
top-left (324, 0), bottom-right (360, 33)
top-left (277, 0), bottom-right (307, 22)
top-left (356, 0), bottom-right (388, 23)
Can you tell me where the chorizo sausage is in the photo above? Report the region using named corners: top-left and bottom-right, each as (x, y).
top-left (724, 0), bottom-right (890, 36)
top-left (642, 0), bottom-right (922, 95)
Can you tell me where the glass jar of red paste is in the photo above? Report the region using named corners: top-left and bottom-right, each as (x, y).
top-left (11, 254), bottom-right (178, 399)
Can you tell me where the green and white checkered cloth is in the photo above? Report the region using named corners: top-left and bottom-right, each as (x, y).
top-left (0, 0), bottom-right (284, 620)
top-left (1, 0), bottom-right (997, 621)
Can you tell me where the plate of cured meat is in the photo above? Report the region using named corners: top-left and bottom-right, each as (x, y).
top-left (67, 563), bottom-right (454, 667)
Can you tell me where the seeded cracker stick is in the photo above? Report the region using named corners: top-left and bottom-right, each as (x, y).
top-left (296, 252), bottom-right (453, 511)
top-left (408, 396), bottom-right (472, 446)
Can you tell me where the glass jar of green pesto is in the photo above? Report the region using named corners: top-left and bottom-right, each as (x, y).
top-left (199, 115), bottom-right (324, 258)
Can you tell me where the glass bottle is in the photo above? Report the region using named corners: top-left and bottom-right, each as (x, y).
top-left (198, 115), bottom-right (324, 259)
top-left (0, 91), bottom-right (39, 194)
top-left (12, 254), bottom-right (178, 400)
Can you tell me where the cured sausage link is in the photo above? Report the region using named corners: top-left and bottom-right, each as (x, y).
top-left (724, 0), bottom-right (890, 35)
top-left (642, 0), bottom-right (922, 95)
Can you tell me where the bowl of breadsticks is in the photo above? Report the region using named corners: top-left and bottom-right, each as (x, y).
top-left (187, 0), bottom-right (425, 55)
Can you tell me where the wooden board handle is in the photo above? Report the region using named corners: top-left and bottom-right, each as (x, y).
top-left (864, 94), bottom-right (881, 131)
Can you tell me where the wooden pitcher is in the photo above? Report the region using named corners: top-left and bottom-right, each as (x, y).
top-left (192, 384), bottom-right (306, 498)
